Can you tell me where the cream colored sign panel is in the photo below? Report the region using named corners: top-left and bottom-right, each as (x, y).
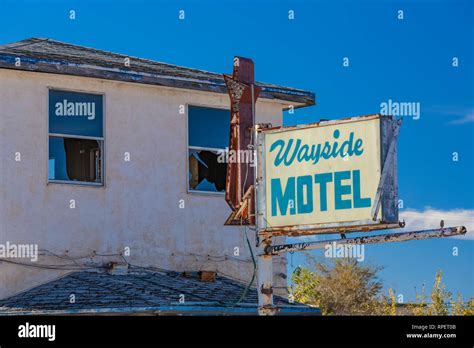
top-left (264, 118), bottom-right (381, 228)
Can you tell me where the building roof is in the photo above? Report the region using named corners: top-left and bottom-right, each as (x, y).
top-left (0, 38), bottom-right (315, 107)
top-left (0, 267), bottom-right (320, 315)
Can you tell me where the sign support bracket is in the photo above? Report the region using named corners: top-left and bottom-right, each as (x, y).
top-left (265, 226), bottom-right (467, 254)
top-left (371, 118), bottom-right (402, 221)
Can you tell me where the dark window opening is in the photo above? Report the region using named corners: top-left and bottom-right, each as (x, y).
top-left (189, 149), bottom-right (227, 192)
top-left (49, 137), bottom-right (103, 183)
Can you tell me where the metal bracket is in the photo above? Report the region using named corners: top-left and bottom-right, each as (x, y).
top-left (266, 226), bottom-right (467, 254)
top-left (371, 118), bottom-right (402, 221)
top-left (257, 306), bottom-right (279, 316)
top-left (260, 285), bottom-right (273, 295)
top-left (224, 186), bottom-right (254, 225)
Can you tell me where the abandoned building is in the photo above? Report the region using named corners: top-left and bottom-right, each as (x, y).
top-left (0, 38), bottom-right (318, 314)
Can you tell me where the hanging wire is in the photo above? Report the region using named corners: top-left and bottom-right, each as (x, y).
top-left (235, 225), bottom-right (257, 305)
top-left (2, 248), bottom-right (252, 273)
top-left (234, 125), bottom-right (258, 305)
top-left (0, 258), bottom-right (105, 271)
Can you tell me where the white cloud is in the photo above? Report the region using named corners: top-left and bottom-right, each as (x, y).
top-left (424, 106), bottom-right (474, 125)
top-left (400, 208), bottom-right (474, 240)
top-left (448, 111), bottom-right (474, 125)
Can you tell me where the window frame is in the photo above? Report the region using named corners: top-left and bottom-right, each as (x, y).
top-left (47, 87), bottom-right (106, 187)
top-left (186, 103), bottom-right (229, 196)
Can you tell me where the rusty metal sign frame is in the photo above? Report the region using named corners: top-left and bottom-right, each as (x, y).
top-left (256, 114), bottom-right (402, 237)
top-left (223, 57), bottom-right (261, 226)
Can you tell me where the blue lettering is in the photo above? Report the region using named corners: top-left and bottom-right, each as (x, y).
top-left (334, 171), bottom-right (352, 210)
top-left (269, 130), bottom-right (364, 167)
top-left (271, 177), bottom-right (296, 216)
top-left (297, 175), bottom-right (313, 214)
top-left (314, 173), bottom-right (333, 211)
top-left (269, 139), bottom-right (300, 167)
top-left (352, 170), bottom-right (371, 208)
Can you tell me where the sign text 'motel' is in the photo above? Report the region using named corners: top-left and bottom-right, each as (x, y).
top-left (261, 116), bottom-right (398, 231)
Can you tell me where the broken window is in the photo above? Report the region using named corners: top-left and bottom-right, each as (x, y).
top-left (49, 137), bottom-right (102, 182)
top-left (48, 90), bottom-right (104, 185)
top-left (188, 106), bottom-right (229, 193)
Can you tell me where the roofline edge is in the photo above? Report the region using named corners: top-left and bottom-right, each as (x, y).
top-left (0, 54), bottom-right (316, 107)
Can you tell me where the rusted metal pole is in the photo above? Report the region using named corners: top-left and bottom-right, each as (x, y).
top-left (266, 226), bottom-right (467, 254)
top-left (254, 87), bottom-right (277, 316)
top-left (256, 237), bottom-right (275, 315)
top-left (223, 56), bottom-right (275, 314)
top-left (223, 57), bottom-right (261, 225)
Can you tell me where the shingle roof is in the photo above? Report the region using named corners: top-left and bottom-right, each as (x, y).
top-left (0, 267), bottom-right (320, 315)
top-left (0, 38), bottom-right (315, 107)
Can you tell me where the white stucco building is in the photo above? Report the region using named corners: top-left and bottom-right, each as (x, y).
top-left (0, 38), bottom-right (315, 311)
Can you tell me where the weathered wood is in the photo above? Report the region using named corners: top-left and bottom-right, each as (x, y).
top-left (0, 37), bottom-right (316, 106)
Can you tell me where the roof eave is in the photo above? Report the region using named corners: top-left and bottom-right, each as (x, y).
top-left (0, 53), bottom-right (315, 107)
top-left (0, 305), bottom-right (321, 316)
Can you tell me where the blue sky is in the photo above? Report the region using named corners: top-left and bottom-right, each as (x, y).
top-left (0, 0), bottom-right (472, 301)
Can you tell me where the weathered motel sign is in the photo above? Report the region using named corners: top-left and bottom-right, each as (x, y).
top-left (223, 57), bottom-right (466, 316)
top-left (257, 115), bottom-right (401, 236)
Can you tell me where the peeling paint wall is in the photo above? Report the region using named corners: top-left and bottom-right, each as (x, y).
top-left (0, 69), bottom-right (288, 300)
